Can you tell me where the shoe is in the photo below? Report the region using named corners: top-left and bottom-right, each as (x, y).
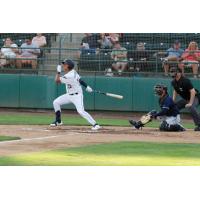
top-left (194, 126), bottom-right (200, 131)
top-left (91, 124), bottom-right (101, 131)
top-left (129, 120), bottom-right (141, 129)
top-left (179, 127), bottom-right (186, 132)
top-left (193, 75), bottom-right (197, 79)
top-left (50, 121), bottom-right (63, 127)
top-left (118, 69), bottom-right (122, 76)
top-left (161, 58), bottom-right (168, 64)
top-left (105, 68), bottom-right (113, 77)
top-left (135, 67), bottom-right (140, 72)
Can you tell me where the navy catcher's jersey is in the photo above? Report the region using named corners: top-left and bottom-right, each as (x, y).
top-left (158, 95), bottom-right (179, 117)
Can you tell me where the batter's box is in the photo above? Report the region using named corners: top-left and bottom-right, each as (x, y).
top-left (47, 126), bottom-right (89, 131)
top-left (80, 128), bottom-right (111, 133)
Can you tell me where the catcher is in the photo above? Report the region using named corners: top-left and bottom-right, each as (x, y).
top-left (129, 84), bottom-right (185, 132)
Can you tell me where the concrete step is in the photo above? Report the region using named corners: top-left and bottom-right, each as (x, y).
top-left (41, 33), bottom-right (84, 76)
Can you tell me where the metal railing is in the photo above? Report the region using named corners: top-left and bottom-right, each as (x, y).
top-left (0, 47), bottom-right (200, 76)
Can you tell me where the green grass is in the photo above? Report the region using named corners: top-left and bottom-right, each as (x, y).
top-left (0, 113), bottom-right (195, 129)
top-left (0, 113), bottom-right (129, 126)
top-left (0, 113), bottom-right (197, 166)
top-left (0, 135), bottom-right (21, 142)
top-left (1, 141), bottom-right (200, 166)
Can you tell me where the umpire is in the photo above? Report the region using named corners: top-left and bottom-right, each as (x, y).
top-left (170, 67), bottom-right (200, 131)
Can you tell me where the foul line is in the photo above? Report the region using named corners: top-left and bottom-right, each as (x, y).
top-left (0, 135), bottom-right (66, 145)
top-left (0, 131), bottom-right (94, 146)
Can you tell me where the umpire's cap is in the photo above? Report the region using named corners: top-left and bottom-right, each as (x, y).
top-left (170, 67), bottom-right (182, 78)
top-left (62, 59), bottom-right (75, 69)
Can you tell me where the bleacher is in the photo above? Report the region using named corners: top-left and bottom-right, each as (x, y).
top-left (1, 33), bottom-right (200, 76)
top-left (0, 33), bottom-right (57, 74)
top-left (78, 33), bottom-right (200, 75)
top-left (0, 33), bottom-right (57, 48)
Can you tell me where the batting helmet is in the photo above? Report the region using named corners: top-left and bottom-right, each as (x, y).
top-left (154, 84), bottom-right (168, 96)
top-left (62, 59), bottom-right (75, 70)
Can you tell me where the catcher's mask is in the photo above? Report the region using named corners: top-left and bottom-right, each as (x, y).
top-left (170, 67), bottom-right (182, 78)
top-left (154, 84), bottom-right (168, 96)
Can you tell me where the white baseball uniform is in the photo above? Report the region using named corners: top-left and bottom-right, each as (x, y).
top-left (53, 69), bottom-right (97, 126)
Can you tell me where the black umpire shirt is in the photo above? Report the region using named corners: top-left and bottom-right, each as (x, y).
top-left (171, 76), bottom-right (199, 101)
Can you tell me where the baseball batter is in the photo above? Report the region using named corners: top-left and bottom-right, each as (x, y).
top-left (50, 59), bottom-right (101, 131)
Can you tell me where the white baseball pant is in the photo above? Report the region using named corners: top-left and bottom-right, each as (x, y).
top-left (53, 93), bottom-right (96, 126)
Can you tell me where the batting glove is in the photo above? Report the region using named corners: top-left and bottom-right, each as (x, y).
top-left (86, 86), bottom-right (93, 93)
top-left (57, 65), bottom-right (62, 73)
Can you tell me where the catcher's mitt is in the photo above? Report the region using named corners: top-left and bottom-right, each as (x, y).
top-left (129, 110), bottom-right (157, 129)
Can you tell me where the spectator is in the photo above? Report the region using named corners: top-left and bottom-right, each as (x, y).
top-left (0, 38), bottom-right (19, 67)
top-left (32, 33), bottom-right (47, 57)
top-left (162, 40), bottom-right (184, 76)
top-left (0, 52), bottom-right (5, 68)
top-left (109, 33), bottom-right (119, 45)
top-left (32, 33), bottom-right (47, 48)
top-left (132, 42), bottom-right (150, 71)
top-left (110, 42), bottom-right (128, 75)
top-left (180, 41), bottom-right (200, 78)
top-left (80, 33), bottom-right (100, 55)
top-left (16, 37), bottom-right (40, 69)
top-left (98, 33), bottom-right (112, 50)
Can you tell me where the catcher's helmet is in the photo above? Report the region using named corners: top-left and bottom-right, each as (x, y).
top-left (62, 59), bottom-right (74, 69)
top-left (154, 84), bottom-right (168, 96)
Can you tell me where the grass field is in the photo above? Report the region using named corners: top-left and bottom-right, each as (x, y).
top-left (0, 135), bottom-right (21, 142)
top-left (0, 112), bottom-right (199, 166)
top-left (0, 113), bottom-right (196, 129)
top-left (1, 141), bottom-right (200, 166)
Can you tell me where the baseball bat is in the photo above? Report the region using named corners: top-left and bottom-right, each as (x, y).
top-left (94, 90), bottom-right (123, 100)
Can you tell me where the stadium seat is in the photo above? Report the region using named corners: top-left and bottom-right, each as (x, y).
top-left (170, 33), bottom-right (186, 44)
top-left (98, 52), bottom-right (113, 71)
top-left (121, 42), bottom-right (135, 50)
top-left (15, 39), bottom-right (24, 46)
top-left (79, 54), bottom-right (99, 71)
top-left (0, 38), bottom-right (5, 47)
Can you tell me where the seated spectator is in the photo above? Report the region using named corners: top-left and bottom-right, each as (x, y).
top-left (161, 40), bottom-right (184, 76)
top-left (98, 33), bottom-right (112, 50)
top-left (79, 33), bottom-right (100, 55)
top-left (180, 41), bottom-right (200, 78)
top-left (109, 33), bottom-right (119, 45)
top-left (0, 52), bottom-right (5, 68)
top-left (110, 42), bottom-right (128, 75)
top-left (32, 33), bottom-right (47, 57)
top-left (132, 42), bottom-right (150, 71)
top-left (32, 33), bottom-right (47, 48)
top-left (16, 37), bottom-right (40, 69)
top-left (0, 38), bottom-right (19, 67)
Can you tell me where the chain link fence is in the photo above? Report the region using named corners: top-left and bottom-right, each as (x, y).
top-left (1, 33), bottom-right (200, 77)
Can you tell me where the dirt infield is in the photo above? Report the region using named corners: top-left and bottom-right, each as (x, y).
top-left (1, 125), bottom-right (200, 156)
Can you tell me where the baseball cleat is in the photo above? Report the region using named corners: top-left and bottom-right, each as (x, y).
top-left (129, 120), bottom-right (141, 129)
top-left (91, 124), bottom-right (101, 131)
top-left (194, 126), bottom-right (200, 131)
top-left (50, 121), bottom-right (63, 127)
top-left (179, 126), bottom-right (186, 132)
